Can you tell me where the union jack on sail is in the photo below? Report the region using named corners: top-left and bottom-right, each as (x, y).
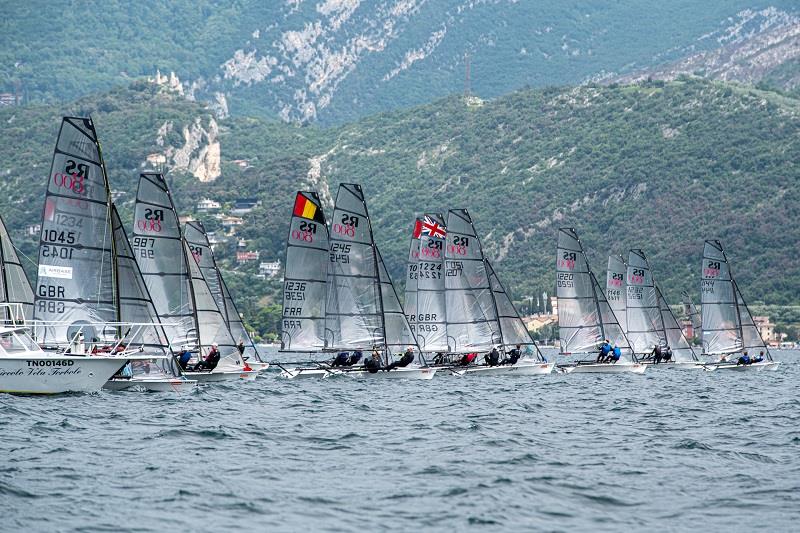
top-left (421, 215), bottom-right (446, 238)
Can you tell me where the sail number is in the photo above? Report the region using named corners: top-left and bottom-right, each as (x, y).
top-left (41, 246), bottom-right (73, 260)
top-left (330, 243), bottom-right (351, 264)
top-left (557, 272), bottom-right (574, 288)
top-left (284, 281), bottom-right (306, 301)
top-left (132, 237), bottom-right (155, 259)
top-left (418, 262), bottom-right (442, 279)
top-left (36, 300), bottom-right (65, 314)
top-left (627, 286), bottom-right (643, 300)
top-left (408, 264), bottom-right (418, 280)
top-left (54, 214), bottom-right (83, 228)
top-left (42, 230), bottom-right (77, 245)
top-left (445, 261), bottom-right (463, 277)
top-left (37, 285), bottom-right (65, 298)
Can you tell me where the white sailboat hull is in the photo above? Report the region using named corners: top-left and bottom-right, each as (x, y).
top-left (182, 369), bottom-right (259, 382)
top-left (558, 362), bottom-right (647, 374)
top-left (438, 361), bottom-right (555, 376)
top-left (103, 377), bottom-right (197, 392)
top-left (245, 361), bottom-right (270, 372)
top-left (0, 355), bottom-right (130, 394)
top-left (641, 360), bottom-right (707, 369)
top-left (708, 361), bottom-right (781, 372)
top-left (280, 366), bottom-right (436, 380)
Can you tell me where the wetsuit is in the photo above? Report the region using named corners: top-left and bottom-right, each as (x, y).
top-left (333, 352), bottom-right (350, 367)
top-left (737, 354), bottom-right (752, 366)
top-left (194, 349), bottom-right (220, 371)
top-left (178, 350), bottom-right (192, 370)
top-left (348, 351), bottom-right (363, 366)
top-left (608, 346), bottom-right (622, 363)
top-left (504, 348), bottom-right (521, 365)
top-left (752, 353), bottom-right (764, 363)
top-left (652, 345), bottom-right (663, 364)
top-left (385, 350), bottom-right (415, 371)
top-left (459, 353), bottom-right (477, 366)
top-left (364, 356), bottom-right (382, 373)
top-left (662, 347), bottom-right (673, 363)
top-left (597, 342), bottom-right (612, 363)
top-left (485, 348), bottom-right (500, 367)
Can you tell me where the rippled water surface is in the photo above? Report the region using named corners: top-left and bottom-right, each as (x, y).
top-left (2, 350), bottom-right (800, 532)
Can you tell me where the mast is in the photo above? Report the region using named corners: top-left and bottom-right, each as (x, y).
top-left (486, 260), bottom-right (544, 360)
top-left (96, 132), bottom-right (122, 338)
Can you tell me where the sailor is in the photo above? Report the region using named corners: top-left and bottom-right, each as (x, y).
top-left (597, 339), bottom-right (612, 363)
top-left (459, 352), bottom-right (477, 366)
top-left (753, 350), bottom-right (765, 363)
top-left (385, 346), bottom-right (415, 371)
top-left (193, 343), bottom-right (221, 371)
top-left (736, 351), bottom-right (752, 366)
top-left (178, 345), bottom-right (192, 370)
top-left (433, 352), bottom-right (446, 365)
top-left (333, 351), bottom-right (350, 367)
top-left (237, 340), bottom-right (246, 356)
top-left (651, 344), bottom-right (663, 364)
top-left (348, 350), bottom-right (363, 366)
top-left (365, 350), bottom-right (383, 373)
top-left (662, 345), bottom-right (673, 363)
top-left (608, 343), bottom-right (622, 364)
top-left (501, 344), bottom-right (522, 365)
top-left (484, 346), bottom-right (500, 367)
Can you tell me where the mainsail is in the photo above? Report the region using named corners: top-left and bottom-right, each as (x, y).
top-left (415, 214), bottom-right (448, 352)
top-left (184, 220), bottom-right (262, 361)
top-left (131, 173), bottom-right (197, 348)
top-left (626, 249), bottom-right (665, 354)
top-left (34, 116), bottom-right (117, 344)
top-left (556, 228), bottom-right (601, 354)
top-left (281, 191), bottom-right (329, 352)
top-left (606, 255), bottom-right (627, 333)
top-left (487, 260), bottom-right (542, 360)
top-left (0, 216), bottom-right (34, 322)
top-left (701, 240), bottom-right (742, 355)
top-left (377, 247), bottom-right (418, 354)
top-left (404, 217), bottom-right (421, 338)
top-left (656, 286), bottom-right (698, 362)
top-left (682, 290), bottom-right (702, 339)
top-left (325, 183), bottom-right (384, 350)
top-left (444, 209), bottom-right (499, 353)
top-left (184, 238), bottom-right (242, 368)
top-left (556, 228), bottom-right (633, 358)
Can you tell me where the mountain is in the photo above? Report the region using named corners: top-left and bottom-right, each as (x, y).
top-left (3, 1), bottom-right (799, 123)
top-left (2, 76), bottom-right (799, 334)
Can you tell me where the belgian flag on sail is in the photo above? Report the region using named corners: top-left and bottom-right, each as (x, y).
top-left (293, 192), bottom-right (325, 223)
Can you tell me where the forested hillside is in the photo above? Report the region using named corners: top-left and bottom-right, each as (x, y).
top-left (3, 1), bottom-right (798, 123)
top-left (1, 76), bottom-right (799, 342)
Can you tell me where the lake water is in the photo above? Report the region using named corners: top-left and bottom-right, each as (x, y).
top-left (2, 349), bottom-right (799, 532)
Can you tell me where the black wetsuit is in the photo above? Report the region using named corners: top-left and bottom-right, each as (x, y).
top-left (385, 350), bottom-right (414, 371)
top-left (652, 345), bottom-right (663, 364)
top-left (485, 349), bottom-right (500, 367)
top-left (332, 352), bottom-right (350, 367)
top-left (365, 356), bottom-right (382, 373)
top-left (348, 351), bottom-right (363, 366)
top-left (662, 347), bottom-right (673, 363)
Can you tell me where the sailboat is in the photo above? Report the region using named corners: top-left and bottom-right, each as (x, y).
top-left (700, 240), bottom-right (779, 371)
top-left (4, 116), bottom-right (171, 394)
top-left (0, 215), bottom-right (34, 323)
top-left (623, 249), bottom-right (701, 368)
top-left (183, 220), bottom-right (268, 371)
top-left (555, 228), bottom-right (645, 374)
top-left (104, 207), bottom-right (197, 391)
top-left (279, 186), bottom-right (434, 379)
top-left (438, 209), bottom-right (551, 375)
top-left (131, 173), bottom-right (256, 382)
